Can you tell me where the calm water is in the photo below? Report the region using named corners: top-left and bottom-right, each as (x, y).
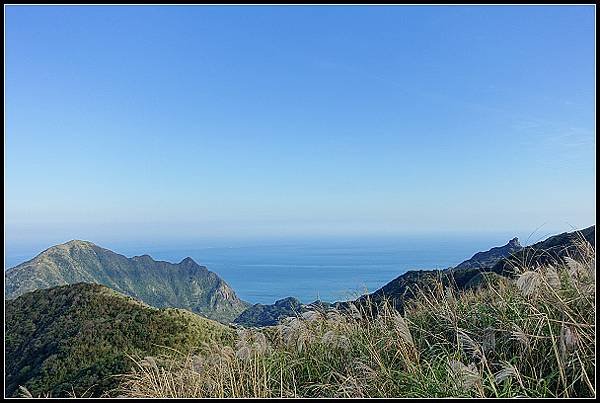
top-left (5, 234), bottom-right (518, 304)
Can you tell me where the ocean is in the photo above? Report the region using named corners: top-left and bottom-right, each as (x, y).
top-left (5, 234), bottom-right (520, 305)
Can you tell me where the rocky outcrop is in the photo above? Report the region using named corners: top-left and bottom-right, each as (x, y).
top-left (453, 237), bottom-right (522, 270)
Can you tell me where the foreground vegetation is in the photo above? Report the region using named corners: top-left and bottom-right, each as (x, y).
top-left (121, 240), bottom-right (595, 398)
top-left (6, 283), bottom-right (234, 397)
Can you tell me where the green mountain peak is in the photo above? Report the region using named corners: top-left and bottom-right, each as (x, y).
top-left (5, 241), bottom-right (249, 323)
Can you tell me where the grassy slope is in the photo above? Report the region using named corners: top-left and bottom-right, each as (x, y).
top-left (5, 283), bottom-right (234, 397)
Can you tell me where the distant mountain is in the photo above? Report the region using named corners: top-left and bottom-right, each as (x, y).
top-left (453, 237), bottom-right (522, 270)
top-left (234, 297), bottom-right (334, 327)
top-left (491, 225), bottom-right (595, 275)
top-left (235, 297), bottom-right (303, 327)
top-left (5, 240), bottom-right (249, 322)
top-left (5, 283), bottom-right (234, 397)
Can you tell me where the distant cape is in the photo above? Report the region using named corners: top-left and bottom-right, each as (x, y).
top-left (233, 225), bottom-right (595, 327)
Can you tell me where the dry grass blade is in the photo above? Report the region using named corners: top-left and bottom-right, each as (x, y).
top-left (392, 312), bottom-right (414, 347)
top-left (18, 386), bottom-right (34, 398)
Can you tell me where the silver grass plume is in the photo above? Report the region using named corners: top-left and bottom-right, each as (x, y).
top-left (448, 360), bottom-right (481, 390)
top-left (516, 271), bottom-right (542, 297)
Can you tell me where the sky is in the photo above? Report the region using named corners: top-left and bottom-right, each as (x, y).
top-left (4, 5), bottom-right (596, 253)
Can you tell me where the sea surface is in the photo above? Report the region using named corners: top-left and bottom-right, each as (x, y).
top-left (5, 234), bottom-right (521, 305)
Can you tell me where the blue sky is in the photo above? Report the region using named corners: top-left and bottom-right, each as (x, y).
top-left (5, 5), bottom-right (596, 251)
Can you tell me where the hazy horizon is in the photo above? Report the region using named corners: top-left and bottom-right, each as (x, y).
top-left (5, 5), bottom-right (596, 249)
top-left (5, 223), bottom-right (594, 271)
top-left (8, 227), bottom-right (589, 303)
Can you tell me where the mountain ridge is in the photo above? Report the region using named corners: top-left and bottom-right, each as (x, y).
top-left (5, 240), bottom-right (249, 323)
